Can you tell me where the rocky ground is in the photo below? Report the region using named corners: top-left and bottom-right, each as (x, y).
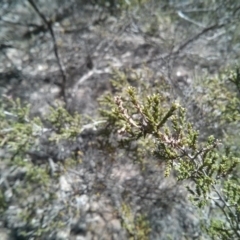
top-left (0, 0), bottom-right (240, 239)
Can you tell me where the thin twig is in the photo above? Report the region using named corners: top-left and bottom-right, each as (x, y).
top-left (133, 22), bottom-right (226, 69)
top-left (177, 11), bottom-right (205, 28)
top-left (27, 0), bottom-right (67, 103)
top-left (172, 22), bottom-right (225, 56)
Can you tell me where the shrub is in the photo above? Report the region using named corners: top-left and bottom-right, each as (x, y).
top-left (99, 66), bottom-right (240, 239)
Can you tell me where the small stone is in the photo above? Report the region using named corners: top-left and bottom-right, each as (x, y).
top-left (56, 229), bottom-right (70, 240)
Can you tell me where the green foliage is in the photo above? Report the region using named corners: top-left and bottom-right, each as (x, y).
top-left (0, 190), bottom-right (7, 213)
top-left (48, 104), bottom-right (83, 141)
top-left (0, 99), bottom-right (84, 238)
top-left (121, 203), bottom-right (151, 240)
top-left (2, 65), bottom-right (240, 239)
top-left (100, 67), bottom-right (240, 239)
